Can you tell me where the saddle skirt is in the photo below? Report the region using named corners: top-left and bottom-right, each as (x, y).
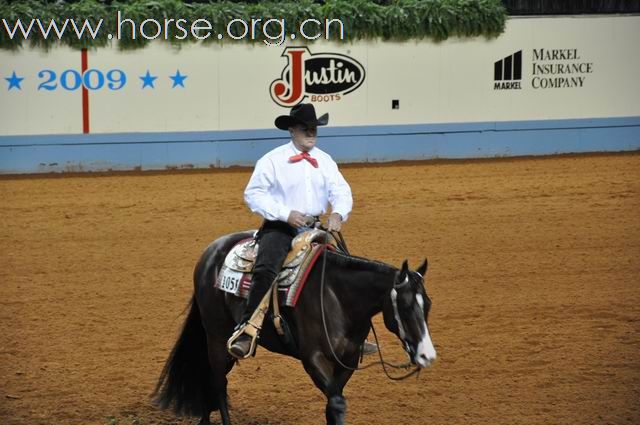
top-left (214, 229), bottom-right (335, 307)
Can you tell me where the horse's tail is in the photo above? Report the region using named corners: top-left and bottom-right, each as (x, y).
top-left (153, 295), bottom-right (216, 417)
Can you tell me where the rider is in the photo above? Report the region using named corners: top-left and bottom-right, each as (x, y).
top-left (228, 103), bottom-right (353, 359)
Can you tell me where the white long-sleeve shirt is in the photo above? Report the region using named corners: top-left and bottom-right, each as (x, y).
top-left (244, 141), bottom-right (353, 223)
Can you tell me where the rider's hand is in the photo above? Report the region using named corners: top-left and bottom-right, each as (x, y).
top-left (287, 210), bottom-right (308, 228)
top-left (326, 213), bottom-right (343, 232)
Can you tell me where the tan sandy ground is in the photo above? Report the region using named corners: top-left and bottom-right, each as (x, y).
top-left (0, 152), bottom-right (639, 425)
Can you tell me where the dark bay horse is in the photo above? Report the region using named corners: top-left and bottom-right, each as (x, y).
top-left (154, 230), bottom-right (436, 425)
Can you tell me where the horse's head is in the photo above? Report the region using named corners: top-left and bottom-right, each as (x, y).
top-left (383, 259), bottom-right (436, 368)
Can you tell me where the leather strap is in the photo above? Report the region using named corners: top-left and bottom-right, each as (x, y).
top-left (272, 282), bottom-right (285, 336)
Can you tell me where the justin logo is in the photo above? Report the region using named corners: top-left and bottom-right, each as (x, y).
top-left (269, 47), bottom-right (366, 106)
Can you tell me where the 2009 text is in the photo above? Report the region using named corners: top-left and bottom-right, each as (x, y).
top-left (37, 69), bottom-right (126, 91)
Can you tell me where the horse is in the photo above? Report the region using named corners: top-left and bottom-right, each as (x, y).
top-left (154, 230), bottom-right (437, 425)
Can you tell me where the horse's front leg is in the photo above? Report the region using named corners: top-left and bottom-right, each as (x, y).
top-left (325, 393), bottom-right (347, 425)
top-left (302, 351), bottom-right (357, 425)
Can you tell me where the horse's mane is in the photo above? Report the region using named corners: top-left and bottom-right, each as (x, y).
top-left (328, 250), bottom-right (397, 275)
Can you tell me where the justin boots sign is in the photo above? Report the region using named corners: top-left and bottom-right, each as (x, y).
top-left (269, 47), bottom-right (366, 106)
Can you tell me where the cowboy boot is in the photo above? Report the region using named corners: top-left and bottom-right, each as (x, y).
top-left (228, 333), bottom-right (253, 359)
top-left (362, 340), bottom-right (379, 355)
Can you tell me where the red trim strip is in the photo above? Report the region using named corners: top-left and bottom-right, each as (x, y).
top-left (291, 245), bottom-right (334, 306)
top-left (81, 49), bottom-right (89, 134)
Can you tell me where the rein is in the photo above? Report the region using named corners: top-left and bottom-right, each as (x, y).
top-left (319, 230), bottom-right (421, 381)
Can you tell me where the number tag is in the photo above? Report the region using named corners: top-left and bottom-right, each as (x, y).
top-left (218, 267), bottom-right (244, 294)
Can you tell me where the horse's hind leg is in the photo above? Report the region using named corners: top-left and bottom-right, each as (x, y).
top-left (206, 336), bottom-right (236, 425)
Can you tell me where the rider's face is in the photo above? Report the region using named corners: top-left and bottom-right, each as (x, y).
top-left (290, 125), bottom-right (318, 152)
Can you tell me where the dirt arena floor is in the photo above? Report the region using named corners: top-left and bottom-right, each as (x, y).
top-left (1, 152), bottom-right (639, 425)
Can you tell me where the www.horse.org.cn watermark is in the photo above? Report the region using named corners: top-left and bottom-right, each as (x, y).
top-left (2, 11), bottom-right (346, 46)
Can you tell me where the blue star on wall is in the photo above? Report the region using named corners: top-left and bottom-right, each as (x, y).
top-left (139, 70), bottom-right (157, 89)
top-left (169, 70), bottom-right (187, 88)
top-left (5, 71), bottom-right (24, 90)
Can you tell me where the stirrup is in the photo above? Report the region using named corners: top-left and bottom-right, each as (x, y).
top-left (227, 280), bottom-right (277, 359)
top-left (227, 321), bottom-right (260, 360)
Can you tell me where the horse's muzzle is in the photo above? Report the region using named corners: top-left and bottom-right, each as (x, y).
top-left (415, 352), bottom-right (436, 368)
top-left (414, 336), bottom-right (437, 368)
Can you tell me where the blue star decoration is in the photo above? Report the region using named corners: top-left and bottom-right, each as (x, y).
top-left (139, 70), bottom-right (157, 89)
top-left (5, 71), bottom-right (24, 90)
top-left (169, 70), bottom-right (187, 88)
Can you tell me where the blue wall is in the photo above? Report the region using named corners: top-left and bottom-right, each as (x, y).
top-left (1, 116), bottom-right (639, 174)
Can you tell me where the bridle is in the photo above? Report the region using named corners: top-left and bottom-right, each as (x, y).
top-left (390, 275), bottom-right (417, 360)
top-left (318, 230), bottom-right (422, 380)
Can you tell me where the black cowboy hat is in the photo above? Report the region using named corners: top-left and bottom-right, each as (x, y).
top-left (274, 103), bottom-right (329, 130)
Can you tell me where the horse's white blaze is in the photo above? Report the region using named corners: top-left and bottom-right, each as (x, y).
top-left (415, 294), bottom-right (436, 367)
top-left (416, 328), bottom-right (437, 367)
top-left (390, 287), bottom-right (406, 341)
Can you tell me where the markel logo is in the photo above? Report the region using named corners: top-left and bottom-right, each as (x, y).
top-left (269, 47), bottom-right (366, 106)
top-left (494, 50), bottom-right (522, 90)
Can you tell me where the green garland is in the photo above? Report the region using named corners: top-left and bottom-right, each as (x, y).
top-left (0, 0), bottom-right (506, 50)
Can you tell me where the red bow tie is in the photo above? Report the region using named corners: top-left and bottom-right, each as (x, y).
top-left (289, 151), bottom-right (318, 168)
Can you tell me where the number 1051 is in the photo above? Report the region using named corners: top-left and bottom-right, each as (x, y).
top-left (38, 69), bottom-right (127, 91)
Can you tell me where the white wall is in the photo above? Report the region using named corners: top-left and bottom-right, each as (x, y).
top-left (1, 15), bottom-right (638, 136)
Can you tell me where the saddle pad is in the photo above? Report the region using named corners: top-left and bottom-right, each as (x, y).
top-left (214, 243), bottom-right (329, 307)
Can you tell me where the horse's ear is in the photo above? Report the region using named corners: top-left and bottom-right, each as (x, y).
top-left (398, 260), bottom-right (409, 281)
top-left (416, 258), bottom-right (428, 276)
top-left (401, 260), bottom-right (409, 273)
